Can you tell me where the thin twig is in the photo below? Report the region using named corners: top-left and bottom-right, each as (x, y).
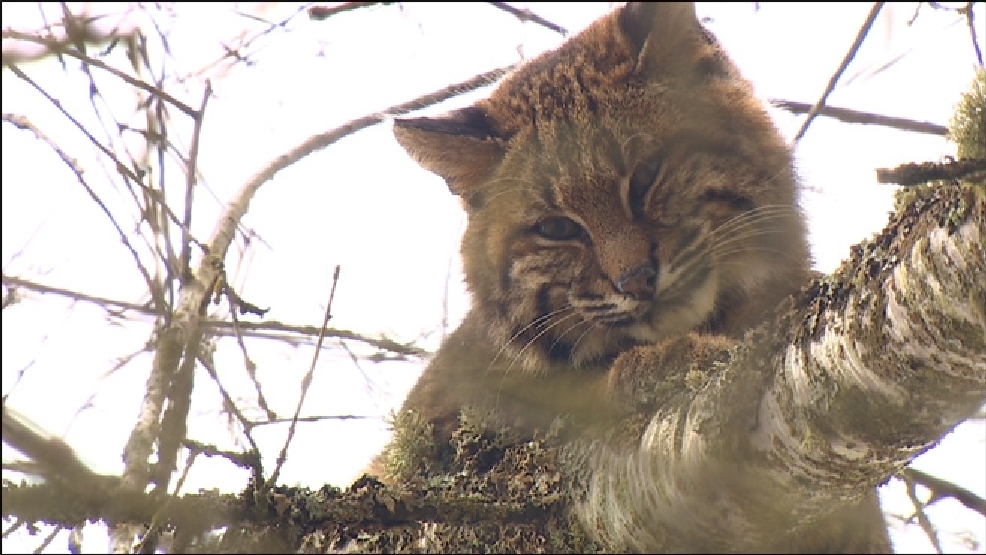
top-left (268, 265), bottom-right (341, 487)
top-left (195, 352), bottom-right (264, 476)
top-left (185, 5), bottom-right (313, 80)
top-left (308, 2), bottom-right (391, 21)
top-left (1, 110), bottom-right (165, 313)
top-left (2, 29), bottom-right (197, 116)
top-left (181, 81), bottom-right (212, 279)
top-left (2, 68), bottom-right (200, 254)
top-left (249, 414), bottom-right (377, 426)
top-left (770, 99), bottom-right (948, 136)
top-left (182, 439), bottom-right (261, 472)
top-left (32, 524), bottom-right (62, 554)
top-left (1, 519), bottom-right (25, 540)
top-left (965, 2), bottom-right (984, 67)
top-left (792, 2), bottom-right (885, 143)
top-left (488, 2), bottom-right (568, 36)
top-left (225, 282), bottom-right (277, 421)
top-left (1, 274), bottom-right (429, 357)
top-left (337, 339), bottom-right (383, 400)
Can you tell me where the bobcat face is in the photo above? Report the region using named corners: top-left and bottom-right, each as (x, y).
top-left (394, 2), bottom-right (808, 371)
top-left (462, 116), bottom-right (803, 368)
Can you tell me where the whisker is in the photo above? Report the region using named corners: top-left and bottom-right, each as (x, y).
top-left (487, 305), bottom-right (576, 373)
top-left (501, 310), bottom-right (583, 379)
top-left (713, 246), bottom-right (804, 265)
top-left (547, 314), bottom-right (590, 354)
top-left (712, 226), bottom-right (798, 251)
top-left (709, 206), bottom-right (797, 240)
top-left (569, 320), bottom-right (605, 369)
top-left (496, 311), bottom-right (584, 408)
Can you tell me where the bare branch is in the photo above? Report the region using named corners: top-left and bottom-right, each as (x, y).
top-left (181, 81), bottom-right (213, 279)
top-left (268, 265), bottom-right (341, 487)
top-left (901, 470), bottom-right (945, 553)
top-left (770, 99), bottom-right (948, 136)
top-left (308, 2), bottom-right (392, 21)
top-left (33, 524), bottom-right (62, 554)
top-left (900, 467), bottom-right (986, 517)
top-left (876, 157), bottom-right (986, 185)
top-left (1, 110), bottom-right (165, 313)
top-left (0, 11), bottom-right (121, 66)
top-left (2, 69), bottom-right (201, 258)
top-left (488, 3), bottom-right (568, 36)
top-left (226, 307), bottom-right (276, 423)
top-left (1, 406), bottom-right (99, 489)
top-left (195, 351), bottom-right (264, 476)
top-left (1, 274), bottom-right (429, 357)
top-left (793, 2), bottom-right (884, 143)
top-left (249, 414), bottom-right (377, 426)
top-left (963, 2), bottom-right (984, 67)
top-left (122, 67), bottom-right (513, 497)
top-left (2, 29), bottom-right (197, 117)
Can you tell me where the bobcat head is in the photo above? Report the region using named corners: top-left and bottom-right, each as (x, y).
top-left (394, 2), bottom-right (810, 372)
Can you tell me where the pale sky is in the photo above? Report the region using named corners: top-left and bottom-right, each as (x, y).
top-left (2, 3), bottom-right (984, 553)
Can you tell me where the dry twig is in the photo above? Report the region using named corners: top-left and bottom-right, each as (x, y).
top-left (793, 2), bottom-right (885, 143)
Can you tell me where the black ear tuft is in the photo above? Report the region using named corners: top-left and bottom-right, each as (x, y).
top-left (394, 106), bottom-right (501, 141)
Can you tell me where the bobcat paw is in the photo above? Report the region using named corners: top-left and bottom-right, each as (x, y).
top-left (606, 333), bottom-right (736, 404)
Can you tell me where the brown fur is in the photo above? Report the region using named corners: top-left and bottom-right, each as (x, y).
top-left (382, 3), bottom-right (890, 552)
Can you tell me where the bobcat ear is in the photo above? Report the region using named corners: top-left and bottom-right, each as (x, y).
top-left (618, 2), bottom-right (722, 80)
top-left (393, 106), bottom-right (506, 199)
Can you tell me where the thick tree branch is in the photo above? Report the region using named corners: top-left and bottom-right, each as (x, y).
top-left (4, 184), bottom-right (983, 553)
top-left (581, 182), bottom-right (985, 552)
top-left (288, 181), bottom-right (984, 553)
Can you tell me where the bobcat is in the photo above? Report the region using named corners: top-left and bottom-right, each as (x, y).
top-left (383, 2), bottom-right (891, 552)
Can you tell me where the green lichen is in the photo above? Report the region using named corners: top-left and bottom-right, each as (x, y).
top-left (948, 68), bottom-right (986, 159)
top-left (385, 409), bottom-right (437, 483)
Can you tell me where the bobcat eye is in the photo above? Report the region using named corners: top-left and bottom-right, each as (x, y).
top-left (534, 216), bottom-right (584, 240)
top-left (629, 158), bottom-right (663, 213)
top-left (702, 189), bottom-right (754, 210)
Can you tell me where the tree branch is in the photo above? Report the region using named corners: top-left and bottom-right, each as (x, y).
top-left (876, 157), bottom-right (986, 185)
top-left (582, 182), bottom-right (985, 552)
top-left (290, 181), bottom-right (985, 553)
top-left (770, 99), bottom-right (948, 136)
top-left (116, 64), bottom-right (510, 534)
top-left (308, 3), bottom-right (392, 21)
top-left (793, 2), bottom-right (884, 143)
top-left (1, 274), bottom-right (429, 358)
top-left (900, 467), bottom-right (986, 517)
top-left (2, 29), bottom-right (197, 117)
top-left (488, 3), bottom-right (568, 36)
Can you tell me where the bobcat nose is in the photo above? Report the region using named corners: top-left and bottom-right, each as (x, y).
top-left (615, 262), bottom-right (657, 300)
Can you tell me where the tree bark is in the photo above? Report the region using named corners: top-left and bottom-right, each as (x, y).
top-left (579, 181), bottom-right (985, 551)
top-left (295, 181), bottom-right (984, 553)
